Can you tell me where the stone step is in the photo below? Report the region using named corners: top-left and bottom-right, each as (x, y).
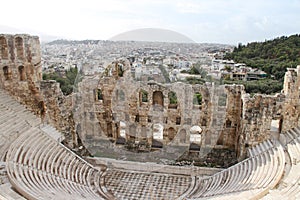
top-left (5, 125), bottom-right (113, 200)
top-left (40, 125), bottom-right (65, 142)
top-left (0, 183), bottom-right (26, 200)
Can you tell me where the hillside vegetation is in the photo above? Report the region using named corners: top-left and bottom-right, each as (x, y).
top-left (224, 34), bottom-right (300, 94)
top-left (225, 34), bottom-right (300, 81)
top-left (43, 67), bottom-right (79, 95)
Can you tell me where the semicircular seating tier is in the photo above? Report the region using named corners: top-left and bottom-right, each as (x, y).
top-left (0, 89), bottom-right (114, 199)
top-left (262, 127), bottom-right (300, 200)
top-left (0, 90), bottom-right (41, 162)
top-left (179, 139), bottom-right (286, 200)
top-left (1, 87), bottom-right (300, 200)
top-left (5, 127), bottom-right (115, 200)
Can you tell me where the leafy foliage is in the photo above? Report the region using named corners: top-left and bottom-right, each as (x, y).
top-left (224, 34), bottom-right (300, 81)
top-left (193, 93), bottom-right (202, 105)
top-left (43, 67), bottom-right (79, 95)
top-left (223, 79), bottom-right (283, 94)
top-left (97, 89), bottom-right (103, 100)
top-left (181, 63), bottom-right (208, 77)
top-left (168, 91), bottom-right (178, 104)
top-left (185, 77), bottom-right (206, 85)
top-left (141, 90), bottom-right (148, 102)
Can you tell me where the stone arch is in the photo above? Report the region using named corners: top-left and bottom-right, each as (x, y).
top-left (140, 89), bottom-right (148, 103)
top-left (168, 91), bottom-right (178, 109)
top-left (97, 89), bottom-right (103, 100)
top-left (18, 65), bottom-right (26, 81)
top-left (3, 66), bottom-right (10, 80)
top-left (168, 127), bottom-right (175, 140)
top-left (117, 63), bottom-right (124, 77)
top-left (153, 91), bottom-right (164, 107)
top-left (0, 36), bottom-right (8, 59)
top-left (15, 37), bottom-right (24, 59)
top-left (193, 92), bottom-right (202, 105)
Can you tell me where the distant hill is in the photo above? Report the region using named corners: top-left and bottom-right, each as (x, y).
top-left (110, 28), bottom-right (194, 43)
top-left (0, 25), bottom-right (59, 42)
top-left (224, 34), bottom-right (300, 80)
top-left (0, 25), bottom-right (24, 34)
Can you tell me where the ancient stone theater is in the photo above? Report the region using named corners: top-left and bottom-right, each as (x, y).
top-left (0, 34), bottom-right (300, 199)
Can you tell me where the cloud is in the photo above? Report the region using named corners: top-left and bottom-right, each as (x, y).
top-left (175, 1), bottom-right (203, 14)
top-left (0, 0), bottom-right (299, 43)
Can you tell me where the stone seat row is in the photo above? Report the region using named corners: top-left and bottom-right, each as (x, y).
top-left (41, 124), bottom-right (65, 142)
top-left (0, 90), bottom-right (40, 126)
top-left (263, 126), bottom-right (300, 199)
top-left (182, 139), bottom-right (285, 199)
top-left (0, 183), bottom-right (26, 200)
top-left (0, 91), bottom-right (41, 161)
top-left (5, 126), bottom-right (115, 200)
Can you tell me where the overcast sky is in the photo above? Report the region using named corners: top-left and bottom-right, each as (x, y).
top-left (1, 0), bottom-right (299, 44)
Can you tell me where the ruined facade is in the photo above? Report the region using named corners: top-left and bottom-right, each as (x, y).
top-left (0, 34), bottom-right (75, 148)
top-left (0, 34), bottom-right (43, 113)
top-left (1, 34), bottom-right (300, 165)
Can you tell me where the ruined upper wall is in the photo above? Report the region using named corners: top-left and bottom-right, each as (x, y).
top-left (0, 34), bottom-right (43, 114)
top-left (237, 65), bottom-right (300, 158)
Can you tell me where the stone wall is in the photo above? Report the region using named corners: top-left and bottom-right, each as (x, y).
top-left (0, 34), bottom-right (76, 149)
top-left (2, 34), bottom-right (300, 164)
top-left (40, 80), bottom-right (76, 147)
top-left (237, 66), bottom-right (300, 158)
top-left (74, 62), bottom-right (300, 162)
top-left (0, 34), bottom-right (44, 115)
top-left (73, 60), bottom-right (244, 164)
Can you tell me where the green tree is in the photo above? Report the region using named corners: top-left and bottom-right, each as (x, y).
top-left (43, 67), bottom-right (79, 95)
top-left (168, 91), bottom-right (178, 104)
top-left (193, 93), bottom-right (202, 105)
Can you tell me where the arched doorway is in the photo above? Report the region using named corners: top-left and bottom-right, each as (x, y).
top-left (0, 36), bottom-right (8, 59)
top-left (15, 37), bottom-right (24, 59)
top-left (18, 66), bottom-right (26, 81)
top-left (153, 91), bottom-right (164, 107)
top-left (168, 127), bottom-right (175, 141)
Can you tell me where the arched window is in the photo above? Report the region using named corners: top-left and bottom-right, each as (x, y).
top-left (140, 89), bottom-right (148, 103)
top-left (193, 92), bottom-right (202, 105)
top-left (168, 91), bottom-right (178, 109)
top-left (168, 127), bottom-right (175, 140)
top-left (117, 64), bottom-right (124, 77)
top-left (3, 66), bottom-right (9, 80)
top-left (97, 89), bottom-right (103, 100)
top-left (15, 37), bottom-right (24, 59)
top-left (0, 36), bottom-right (8, 59)
top-left (153, 91), bottom-right (164, 106)
top-left (18, 65), bottom-right (26, 81)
